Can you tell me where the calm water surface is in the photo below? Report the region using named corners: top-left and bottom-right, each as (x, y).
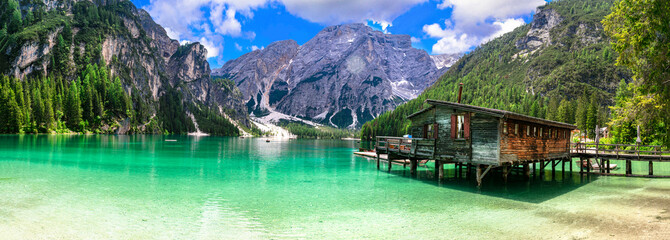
top-left (0, 135), bottom-right (668, 239)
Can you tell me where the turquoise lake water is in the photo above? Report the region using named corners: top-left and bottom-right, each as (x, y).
top-left (0, 135), bottom-right (668, 239)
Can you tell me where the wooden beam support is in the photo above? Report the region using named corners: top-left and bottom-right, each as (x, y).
top-left (376, 153), bottom-right (380, 170)
top-left (649, 161), bottom-right (653, 176)
top-left (476, 165), bottom-right (493, 187)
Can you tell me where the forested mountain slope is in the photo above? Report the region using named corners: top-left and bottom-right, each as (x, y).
top-left (361, 0), bottom-right (630, 140)
top-left (0, 0), bottom-right (253, 135)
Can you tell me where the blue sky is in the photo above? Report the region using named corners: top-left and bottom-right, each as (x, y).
top-left (130, 0), bottom-right (548, 69)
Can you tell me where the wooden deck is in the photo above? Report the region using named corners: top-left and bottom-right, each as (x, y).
top-left (372, 136), bottom-right (670, 178)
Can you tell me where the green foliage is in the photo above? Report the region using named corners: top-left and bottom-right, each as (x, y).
top-left (277, 120), bottom-right (355, 139)
top-left (188, 103), bottom-right (239, 136)
top-left (603, 0), bottom-right (670, 147)
top-left (158, 87), bottom-right (195, 134)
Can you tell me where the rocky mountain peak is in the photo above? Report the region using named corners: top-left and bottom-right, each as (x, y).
top-left (213, 23), bottom-right (457, 128)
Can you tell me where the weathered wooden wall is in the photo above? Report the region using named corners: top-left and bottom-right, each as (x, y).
top-left (433, 107), bottom-right (471, 162)
top-left (409, 107), bottom-right (435, 138)
top-left (499, 119), bottom-right (571, 163)
top-left (470, 114), bottom-right (499, 165)
top-left (409, 106), bottom-right (501, 165)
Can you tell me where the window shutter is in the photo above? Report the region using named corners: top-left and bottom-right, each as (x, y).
top-left (433, 123), bottom-right (439, 139)
top-left (464, 113), bottom-right (471, 140)
top-left (451, 115), bottom-right (457, 139)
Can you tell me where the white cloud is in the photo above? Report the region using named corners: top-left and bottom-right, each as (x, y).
top-left (410, 37), bottom-right (421, 43)
top-left (483, 18), bottom-right (525, 42)
top-left (250, 45), bottom-right (264, 51)
top-left (432, 33), bottom-right (473, 54)
top-left (145, 0), bottom-right (265, 60)
top-left (439, 0), bottom-right (545, 24)
top-left (425, 0), bottom-right (545, 54)
top-left (210, 5), bottom-right (242, 36)
top-left (234, 42), bottom-right (243, 51)
top-left (279, 0), bottom-right (427, 26)
top-left (199, 37), bottom-right (221, 58)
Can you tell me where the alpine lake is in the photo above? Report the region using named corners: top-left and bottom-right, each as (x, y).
top-left (0, 135), bottom-right (668, 239)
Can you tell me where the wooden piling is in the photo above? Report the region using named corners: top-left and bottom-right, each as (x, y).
top-left (523, 163), bottom-right (530, 179)
top-left (502, 165), bottom-right (509, 184)
top-left (410, 159), bottom-right (418, 175)
top-left (569, 158), bottom-right (573, 173)
top-left (551, 159), bottom-right (556, 176)
top-left (532, 162), bottom-right (536, 178)
top-left (376, 153), bottom-right (380, 170)
top-left (388, 156), bottom-right (393, 172)
top-left (649, 161), bottom-right (653, 176)
top-left (561, 158), bottom-right (565, 175)
top-left (437, 161), bottom-right (444, 179)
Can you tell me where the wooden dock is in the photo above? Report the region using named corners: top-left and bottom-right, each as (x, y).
top-left (367, 137), bottom-right (670, 184)
top-left (571, 142), bottom-right (670, 177)
top-left (354, 151), bottom-right (428, 167)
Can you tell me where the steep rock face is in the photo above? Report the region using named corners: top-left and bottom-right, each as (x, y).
top-left (2, 0), bottom-right (251, 134)
top-left (515, 8), bottom-right (563, 57)
top-left (214, 23), bottom-right (455, 128)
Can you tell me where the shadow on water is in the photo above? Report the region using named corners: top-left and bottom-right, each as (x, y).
top-left (385, 164), bottom-right (598, 204)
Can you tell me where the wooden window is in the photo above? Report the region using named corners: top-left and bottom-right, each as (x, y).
top-left (539, 128), bottom-right (543, 139)
top-left (514, 124), bottom-right (519, 136)
top-left (533, 127), bottom-right (537, 137)
top-left (503, 122), bottom-right (508, 134)
top-left (451, 113), bottom-right (470, 140)
top-left (526, 125), bottom-right (530, 137)
top-left (424, 124), bottom-right (438, 139)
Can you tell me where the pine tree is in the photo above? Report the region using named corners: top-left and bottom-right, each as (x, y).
top-left (65, 80), bottom-right (82, 131)
top-left (575, 95), bottom-right (588, 131)
top-left (586, 94), bottom-right (599, 139)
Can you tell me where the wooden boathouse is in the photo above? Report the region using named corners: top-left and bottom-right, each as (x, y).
top-left (375, 99), bottom-right (577, 186)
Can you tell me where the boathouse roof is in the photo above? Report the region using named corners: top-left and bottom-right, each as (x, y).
top-left (407, 99), bottom-right (577, 129)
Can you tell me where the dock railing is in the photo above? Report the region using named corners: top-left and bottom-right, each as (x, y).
top-left (376, 136), bottom-right (435, 157)
top-left (571, 142), bottom-right (670, 160)
top-left (376, 136), bottom-right (412, 154)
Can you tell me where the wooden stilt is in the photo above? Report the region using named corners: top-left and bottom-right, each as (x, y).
top-left (437, 161), bottom-right (444, 179)
top-left (523, 163), bottom-right (530, 179)
top-left (626, 160), bottom-right (631, 175)
top-left (476, 165), bottom-right (493, 187)
top-left (410, 159), bottom-right (418, 175)
top-left (502, 165), bottom-right (509, 184)
top-left (561, 159), bottom-right (565, 174)
top-left (476, 165), bottom-right (482, 186)
top-left (606, 159), bottom-right (610, 173)
top-left (532, 162), bottom-right (536, 178)
top-left (376, 153), bottom-right (380, 170)
top-left (579, 157), bottom-right (583, 174)
top-left (540, 160), bottom-right (545, 178)
top-left (649, 161), bottom-right (653, 176)
top-left (388, 156), bottom-right (393, 172)
top-left (551, 159), bottom-right (556, 177)
top-left (466, 163), bottom-right (471, 179)
top-left (569, 158), bottom-right (573, 173)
